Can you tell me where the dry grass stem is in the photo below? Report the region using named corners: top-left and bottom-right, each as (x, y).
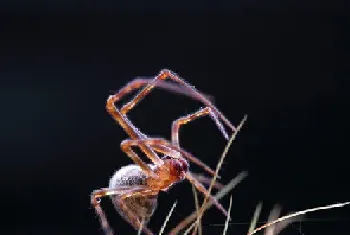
top-left (158, 201), bottom-right (178, 235)
top-left (137, 217), bottom-right (145, 235)
top-left (169, 171), bottom-right (248, 235)
top-left (191, 185), bottom-right (202, 235)
top-left (183, 221), bottom-right (197, 235)
top-left (264, 205), bottom-right (281, 235)
top-left (222, 196), bottom-right (233, 235)
top-left (247, 202), bottom-right (263, 235)
top-left (193, 115), bottom-right (247, 233)
top-left (133, 110), bottom-right (348, 235)
top-left (266, 204), bottom-right (303, 235)
top-left (247, 201), bottom-right (350, 235)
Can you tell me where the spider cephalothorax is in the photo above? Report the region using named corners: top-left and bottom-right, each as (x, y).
top-left (161, 155), bottom-right (189, 180)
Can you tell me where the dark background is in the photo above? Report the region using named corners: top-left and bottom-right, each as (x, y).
top-left (1, 1), bottom-right (349, 235)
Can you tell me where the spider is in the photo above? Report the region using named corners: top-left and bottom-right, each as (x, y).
top-left (91, 69), bottom-right (237, 235)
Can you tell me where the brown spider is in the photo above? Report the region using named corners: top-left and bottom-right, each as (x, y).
top-left (91, 69), bottom-right (237, 235)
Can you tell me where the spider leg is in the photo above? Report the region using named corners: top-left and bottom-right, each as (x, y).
top-left (156, 69), bottom-right (236, 133)
top-left (119, 69), bottom-right (235, 133)
top-left (171, 106), bottom-right (229, 147)
top-left (185, 172), bottom-right (229, 218)
top-left (191, 172), bottom-right (224, 190)
top-left (109, 78), bottom-right (215, 107)
top-left (107, 77), bottom-right (217, 168)
top-left (91, 187), bottom-right (157, 235)
top-left (120, 140), bottom-right (153, 175)
top-left (120, 138), bottom-right (216, 176)
top-left (107, 70), bottom-right (234, 167)
top-left (91, 190), bottom-right (113, 235)
top-left (119, 138), bottom-right (229, 217)
top-left (107, 88), bottom-right (162, 166)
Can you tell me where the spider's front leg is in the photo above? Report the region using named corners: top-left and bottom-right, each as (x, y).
top-left (146, 69), bottom-right (236, 133)
top-left (109, 69), bottom-right (235, 134)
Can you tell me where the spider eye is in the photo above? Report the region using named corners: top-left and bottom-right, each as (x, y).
top-left (178, 158), bottom-right (188, 173)
top-left (173, 159), bottom-right (188, 175)
top-left (163, 156), bottom-right (188, 177)
top-left (169, 159), bottom-right (184, 177)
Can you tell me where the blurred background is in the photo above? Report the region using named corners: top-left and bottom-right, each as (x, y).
top-left (1, 1), bottom-right (349, 235)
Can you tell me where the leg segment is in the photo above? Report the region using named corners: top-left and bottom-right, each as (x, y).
top-left (106, 86), bottom-right (162, 166)
top-left (109, 78), bottom-right (214, 111)
top-left (191, 172), bottom-right (224, 190)
top-left (117, 69), bottom-right (235, 133)
top-left (171, 106), bottom-right (228, 147)
top-left (120, 141), bottom-right (153, 176)
top-left (120, 138), bottom-right (216, 176)
top-left (91, 188), bottom-right (131, 235)
top-left (91, 188), bottom-right (157, 235)
top-left (91, 192), bottom-right (113, 235)
top-left (185, 172), bottom-right (229, 217)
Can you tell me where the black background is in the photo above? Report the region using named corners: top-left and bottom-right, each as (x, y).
top-left (1, 1), bottom-right (349, 235)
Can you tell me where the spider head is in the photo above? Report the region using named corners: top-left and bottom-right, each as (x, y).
top-left (162, 156), bottom-right (189, 180)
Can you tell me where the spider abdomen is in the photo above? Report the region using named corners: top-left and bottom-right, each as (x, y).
top-left (109, 164), bottom-right (148, 187)
top-left (108, 164), bottom-right (158, 225)
top-left (112, 195), bottom-right (158, 224)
